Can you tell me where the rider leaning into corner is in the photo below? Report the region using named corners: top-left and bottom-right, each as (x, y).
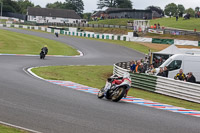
top-left (111, 73), bottom-right (131, 98)
top-left (41, 45), bottom-right (48, 55)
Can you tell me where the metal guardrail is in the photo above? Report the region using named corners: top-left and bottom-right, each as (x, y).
top-left (13, 22), bottom-right (134, 30)
top-left (147, 28), bottom-right (200, 37)
top-left (113, 62), bottom-right (200, 103)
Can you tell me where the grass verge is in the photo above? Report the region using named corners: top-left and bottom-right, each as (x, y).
top-left (88, 17), bottom-right (200, 31)
top-left (72, 36), bottom-right (158, 54)
top-left (0, 124), bottom-right (28, 133)
top-left (80, 27), bottom-right (132, 35)
top-left (0, 29), bottom-right (79, 56)
top-left (150, 17), bottom-right (200, 31)
top-left (88, 18), bottom-right (135, 26)
top-left (32, 66), bottom-right (200, 111)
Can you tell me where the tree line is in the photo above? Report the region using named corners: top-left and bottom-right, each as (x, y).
top-left (1, 0), bottom-right (199, 18)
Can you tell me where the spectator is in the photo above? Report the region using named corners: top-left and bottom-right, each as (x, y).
top-left (138, 63), bottom-right (146, 73)
top-left (159, 57), bottom-right (163, 66)
top-left (176, 15), bottom-right (179, 21)
top-left (174, 69), bottom-right (186, 81)
top-left (154, 58), bottom-right (159, 68)
top-left (135, 60), bottom-right (141, 73)
top-left (133, 31), bottom-right (139, 37)
top-left (158, 23), bottom-right (160, 29)
top-left (157, 67), bottom-right (166, 77)
top-left (147, 64), bottom-right (156, 74)
top-left (163, 66), bottom-right (169, 77)
top-left (130, 61), bottom-right (136, 72)
top-left (154, 24), bottom-right (157, 29)
top-left (185, 72), bottom-right (196, 83)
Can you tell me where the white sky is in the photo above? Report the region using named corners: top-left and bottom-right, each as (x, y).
top-left (29, 0), bottom-right (200, 13)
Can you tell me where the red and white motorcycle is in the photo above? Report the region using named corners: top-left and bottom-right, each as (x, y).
top-left (97, 73), bottom-right (131, 102)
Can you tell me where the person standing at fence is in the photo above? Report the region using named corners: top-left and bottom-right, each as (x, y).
top-left (174, 69), bottom-right (186, 81)
top-left (176, 15), bottom-right (179, 21)
top-left (138, 63), bottom-right (146, 73)
top-left (157, 67), bottom-right (166, 77)
top-left (135, 60), bottom-right (141, 73)
top-left (130, 61), bottom-right (136, 72)
top-left (185, 72), bottom-right (196, 83)
top-left (163, 66), bottom-right (169, 77)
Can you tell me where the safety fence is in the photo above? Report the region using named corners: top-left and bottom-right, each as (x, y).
top-left (113, 63), bottom-right (200, 103)
top-left (147, 28), bottom-right (200, 36)
top-left (0, 24), bottom-right (199, 46)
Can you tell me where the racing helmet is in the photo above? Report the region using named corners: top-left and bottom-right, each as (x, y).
top-left (123, 72), bottom-right (130, 79)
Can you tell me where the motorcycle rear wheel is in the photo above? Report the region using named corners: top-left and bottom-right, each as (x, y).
top-left (97, 87), bottom-right (104, 99)
top-left (111, 87), bottom-right (126, 102)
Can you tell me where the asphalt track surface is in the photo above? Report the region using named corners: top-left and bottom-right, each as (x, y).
top-left (0, 27), bottom-right (200, 133)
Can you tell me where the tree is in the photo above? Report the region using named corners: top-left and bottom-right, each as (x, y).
top-left (35, 5), bottom-right (41, 8)
top-left (46, 1), bottom-right (65, 9)
top-left (117, 0), bottom-right (132, 8)
top-left (97, 0), bottom-right (132, 9)
top-left (17, 0), bottom-right (34, 14)
top-left (185, 8), bottom-right (195, 17)
top-left (195, 7), bottom-right (199, 12)
top-left (1, 0), bottom-right (20, 13)
top-left (46, 0), bottom-right (84, 15)
top-left (177, 4), bottom-right (185, 17)
top-left (83, 13), bottom-right (92, 21)
top-left (146, 6), bottom-right (164, 16)
top-left (164, 3), bottom-right (178, 16)
top-left (65, 0), bottom-right (84, 15)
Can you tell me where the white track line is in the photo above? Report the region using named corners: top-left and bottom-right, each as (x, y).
top-left (0, 121), bottom-right (42, 133)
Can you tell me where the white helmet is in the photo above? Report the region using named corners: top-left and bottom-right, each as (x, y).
top-left (123, 72), bottom-right (130, 79)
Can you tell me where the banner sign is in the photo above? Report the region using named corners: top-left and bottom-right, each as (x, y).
top-left (148, 29), bottom-right (164, 34)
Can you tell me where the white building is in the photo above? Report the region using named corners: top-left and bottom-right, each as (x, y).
top-left (27, 7), bottom-right (82, 24)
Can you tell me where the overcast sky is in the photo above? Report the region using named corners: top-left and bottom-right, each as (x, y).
top-left (29, 0), bottom-right (200, 13)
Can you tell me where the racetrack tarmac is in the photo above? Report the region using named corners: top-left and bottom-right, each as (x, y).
top-left (0, 27), bottom-right (200, 133)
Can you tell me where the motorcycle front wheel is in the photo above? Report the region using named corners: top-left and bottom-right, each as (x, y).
top-left (97, 87), bottom-right (104, 99)
top-left (111, 87), bottom-right (126, 102)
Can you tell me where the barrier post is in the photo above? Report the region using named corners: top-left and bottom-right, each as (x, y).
top-left (106, 35), bottom-right (109, 39)
top-left (117, 36), bottom-right (121, 40)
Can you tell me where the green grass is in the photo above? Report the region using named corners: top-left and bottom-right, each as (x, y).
top-left (150, 17), bottom-right (200, 31)
top-left (0, 124), bottom-right (28, 133)
top-left (0, 29), bottom-right (79, 55)
top-left (32, 66), bottom-right (200, 111)
top-left (88, 17), bottom-right (200, 31)
top-left (88, 18), bottom-right (135, 26)
top-left (73, 36), bottom-right (157, 54)
top-left (14, 27), bottom-right (156, 54)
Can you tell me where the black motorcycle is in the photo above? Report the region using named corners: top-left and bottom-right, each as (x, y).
top-left (40, 49), bottom-right (46, 59)
top-left (55, 32), bottom-right (59, 37)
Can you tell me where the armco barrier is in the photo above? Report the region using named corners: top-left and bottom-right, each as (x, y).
top-left (152, 38), bottom-right (174, 44)
top-left (156, 77), bottom-right (200, 103)
top-left (131, 73), bottom-right (157, 92)
top-left (113, 62), bottom-right (200, 103)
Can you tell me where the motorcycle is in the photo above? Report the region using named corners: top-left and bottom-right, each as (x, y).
top-left (55, 32), bottom-right (59, 37)
top-left (97, 73), bottom-right (131, 102)
top-left (40, 49), bottom-right (46, 59)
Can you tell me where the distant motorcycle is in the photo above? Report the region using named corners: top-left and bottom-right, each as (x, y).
top-left (55, 32), bottom-right (59, 37)
top-left (97, 73), bottom-right (131, 102)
